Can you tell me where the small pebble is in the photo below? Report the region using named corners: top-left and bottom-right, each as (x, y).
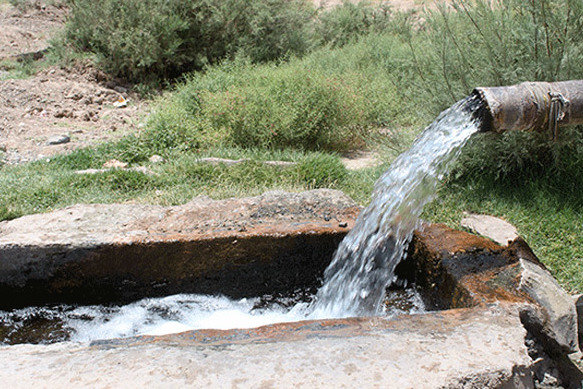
top-left (149, 155), bottom-right (164, 164)
top-left (339, 222), bottom-right (348, 228)
top-left (47, 135), bottom-right (70, 145)
top-left (102, 159), bottom-right (128, 169)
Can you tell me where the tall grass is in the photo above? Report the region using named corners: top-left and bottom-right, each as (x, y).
top-left (405, 0), bottom-right (583, 111)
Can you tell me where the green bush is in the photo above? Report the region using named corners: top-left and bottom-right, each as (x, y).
top-left (206, 69), bottom-right (370, 150)
top-left (406, 0), bottom-right (583, 112)
top-left (317, 0), bottom-right (398, 47)
top-left (65, 0), bottom-right (316, 81)
top-left (298, 153), bottom-right (347, 188)
top-left (63, 0), bottom-right (412, 82)
top-left (148, 50), bottom-right (411, 152)
top-left (377, 0), bottom-right (583, 193)
top-left (451, 127), bottom-right (583, 203)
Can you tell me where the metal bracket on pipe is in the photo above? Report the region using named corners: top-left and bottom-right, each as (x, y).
top-left (549, 92), bottom-right (570, 141)
top-left (473, 80), bottom-right (583, 133)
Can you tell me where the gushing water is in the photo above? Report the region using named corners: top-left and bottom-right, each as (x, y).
top-left (310, 97), bottom-right (482, 318)
top-left (0, 97), bottom-right (482, 345)
top-left (0, 288), bottom-right (424, 344)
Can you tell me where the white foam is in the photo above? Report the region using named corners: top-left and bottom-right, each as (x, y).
top-left (66, 294), bottom-right (309, 342)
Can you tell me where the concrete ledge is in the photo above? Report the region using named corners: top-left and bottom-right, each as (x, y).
top-left (0, 304), bottom-right (534, 388)
top-left (0, 190), bottom-right (360, 309)
top-left (1, 192), bottom-right (580, 387)
top-left (402, 224), bottom-right (579, 354)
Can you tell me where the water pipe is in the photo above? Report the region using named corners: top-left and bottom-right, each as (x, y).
top-left (473, 80), bottom-right (583, 136)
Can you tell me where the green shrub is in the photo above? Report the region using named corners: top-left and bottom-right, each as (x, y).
top-left (63, 0), bottom-right (414, 82)
top-left (399, 0), bottom-right (583, 190)
top-left (65, 0), bottom-right (317, 81)
top-left (406, 0), bottom-right (583, 112)
top-left (206, 69), bottom-right (370, 150)
top-left (298, 153), bottom-right (347, 188)
top-left (451, 127), bottom-right (583, 203)
top-left (148, 52), bottom-right (409, 152)
top-left (317, 0), bottom-right (397, 47)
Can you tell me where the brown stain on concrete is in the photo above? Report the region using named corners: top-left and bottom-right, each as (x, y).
top-left (91, 304), bottom-right (508, 349)
top-left (93, 223), bottom-right (543, 350)
top-left (402, 224), bottom-right (536, 310)
top-left (0, 227), bottom-right (349, 309)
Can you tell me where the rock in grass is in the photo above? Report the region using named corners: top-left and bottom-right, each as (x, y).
top-left (149, 155), bottom-right (164, 164)
top-left (461, 213), bottom-right (518, 246)
top-left (102, 159), bottom-right (128, 169)
top-left (519, 257), bottom-right (579, 353)
top-left (46, 135), bottom-right (70, 145)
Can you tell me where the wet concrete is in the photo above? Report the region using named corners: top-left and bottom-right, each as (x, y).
top-left (0, 190), bottom-right (359, 309)
top-left (0, 304), bottom-right (534, 388)
top-left (0, 191), bottom-right (580, 387)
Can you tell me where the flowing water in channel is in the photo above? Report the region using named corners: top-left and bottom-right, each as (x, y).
top-left (0, 96), bottom-right (482, 344)
top-left (309, 96), bottom-right (482, 318)
top-left (0, 289), bottom-right (425, 344)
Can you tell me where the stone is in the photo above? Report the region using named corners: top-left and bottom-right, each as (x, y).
top-left (1, 197), bottom-right (580, 386)
top-left (148, 155), bottom-right (164, 164)
top-left (114, 86), bottom-right (128, 94)
top-left (196, 157), bottom-right (245, 166)
top-left (404, 224), bottom-right (579, 354)
top-left (102, 159), bottom-right (127, 169)
top-left (54, 109), bottom-right (75, 119)
top-left (74, 166), bottom-right (154, 175)
top-left (575, 294), bottom-right (583, 351)
top-left (263, 160), bottom-right (296, 167)
top-left (112, 96), bottom-right (128, 108)
top-left (46, 134), bottom-right (70, 145)
top-left (519, 258), bottom-right (579, 353)
top-left (0, 305), bottom-right (534, 388)
top-left (461, 213), bottom-right (519, 246)
top-left (0, 190), bottom-right (360, 308)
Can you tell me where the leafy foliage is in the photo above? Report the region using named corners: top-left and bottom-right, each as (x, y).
top-left (148, 54), bottom-right (408, 152)
top-left (408, 0), bottom-right (583, 195)
top-left (65, 0), bottom-right (317, 81)
top-left (316, 0), bottom-right (399, 47)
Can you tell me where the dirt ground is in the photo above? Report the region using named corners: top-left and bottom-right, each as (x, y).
top-left (0, 2), bottom-right (145, 165)
top-left (0, 1), bottom-right (64, 61)
top-left (0, 0), bottom-right (428, 166)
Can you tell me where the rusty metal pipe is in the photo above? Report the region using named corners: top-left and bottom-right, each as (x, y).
top-left (472, 80), bottom-right (583, 133)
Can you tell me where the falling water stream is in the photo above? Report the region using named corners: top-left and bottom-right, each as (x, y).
top-left (0, 96), bottom-right (483, 344)
top-left (310, 96), bottom-right (482, 317)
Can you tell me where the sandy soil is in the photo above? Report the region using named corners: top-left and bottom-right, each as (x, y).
top-left (0, 62), bottom-right (145, 164)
